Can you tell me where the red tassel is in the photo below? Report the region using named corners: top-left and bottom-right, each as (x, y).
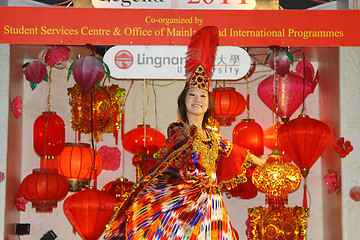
top-left (303, 183), bottom-right (308, 208)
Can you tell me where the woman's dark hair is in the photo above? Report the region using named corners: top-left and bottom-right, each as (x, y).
top-left (177, 88), bottom-right (215, 128)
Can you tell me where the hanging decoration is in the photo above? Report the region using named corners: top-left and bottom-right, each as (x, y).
top-left (122, 124), bottom-right (166, 155)
top-left (98, 145), bottom-right (121, 171)
top-left (41, 45), bottom-right (70, 68)
top-left (294, 60), bottom-right (319, 94)
top-left (247, 206), bottom-right (309, 240)
top-left (20, 168), bottom-right (69, 213)
top-left (268, 47), bottom-right (293, 77)
top-left (263, 123), bottom-right (284, 151)
top-left (33, 111), bottom-right (65, 158)
top-left (68, 84), bottom-right (125, 144)
top-left (11, 96), bottom-right (22, 118)
top-left (211, 87), bottom-right (246, 126)
top-left (257, 72), bottom-right (312, 123)
top-left (334, 137), bottom-right (353, 158)
top-left (217, 144), bottom-right (258, 199)
top-left (57, 143), bottom-right (103, 192)
top-left (278, 114), bottom-right (331, 207)
top-left (350, 186), bottom-right (360, 202)
top-left (102, 178), bottom-right (135, 203)
top-left (15, 188), bottom-right (28, 212)
top-left (33, 111), bottom-right (66, 169)
top-left (63, 188), bottom-right (117, 240)
top-left (252, 149), bottom-right (301, 207)
top-left (23, 60), bottom-right (48, 84)
top-left (324, 169), bottom-right (341, 194)
top-left (68, 55), bottom-right (110, 94)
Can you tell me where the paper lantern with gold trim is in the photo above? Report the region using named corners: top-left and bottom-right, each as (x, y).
top-left (57, 143), bottom-right (103, 192)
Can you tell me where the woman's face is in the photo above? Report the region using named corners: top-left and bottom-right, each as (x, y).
top-left (185, 88), bottom-right (209, 117)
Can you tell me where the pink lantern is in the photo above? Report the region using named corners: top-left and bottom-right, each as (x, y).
top-left (269, 50), bottom-right (293, 77)
top-left (24, 61), bottom-right (47, 84)
top-left (257, 72), bottom-right (312, 123)
top-left (72, 56), bottom-right (106, 93)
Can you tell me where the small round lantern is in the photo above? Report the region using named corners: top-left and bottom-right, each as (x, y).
top-left (20, 168), bottom-right (69, 213)
top-left (102, 178), bottom-right (135, 203)
top-left (233, 118), bottom-right (264, 157)
top-left (33, 111), bottom-right (65, 158)
top-left (122, 125), bottom-right (166, 155)
top-left (252, 149), bottom-right (301, 207)
top-left (211, 87), bottom-right (246, 126)
top-left (57, 143), bottom-right (103, 192)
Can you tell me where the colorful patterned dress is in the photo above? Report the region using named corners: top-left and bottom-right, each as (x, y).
top-left (105, 122), bottom-right (245, 240)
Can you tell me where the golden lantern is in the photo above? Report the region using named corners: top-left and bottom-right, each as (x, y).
top-left (247, 206), bottom-right (309, 239)
top-left (252, 149), bottom-right (301, 207)
top-left (67, 84), bottom-right (125, 144)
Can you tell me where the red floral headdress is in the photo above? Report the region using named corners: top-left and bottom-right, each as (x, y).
top-left (185, 26), bottom-right (219, 91)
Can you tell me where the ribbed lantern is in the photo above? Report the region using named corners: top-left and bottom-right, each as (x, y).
top-left (33, 111), bottom-right (65, 158)
top-left (211, 87), bottom-right (246, 126)
top-left (63, 188), bottom-right (117, 240)
top-left (257, 72), bottom-right (312, 123)
top-left (122, 125), bottom-right (166, 155)
top-left (252, 149), bottom-right (301, 207)
top-left (278, 115), bottom-right (331, 207)
top-left (102, 178), bottom-right (135, 203)
top-left (20, 168), bottom-right (69, 213)
top-left (57, 143), bottom-right (103, 192)
top-left (23, 60), bottom-right (47, 84)
top-left (233, 118), bottom-right (264, 157)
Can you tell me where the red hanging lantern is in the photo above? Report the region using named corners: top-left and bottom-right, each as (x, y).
top-left (233, 118), bottom-right (264, 157)
top-left (102, 178), bottom-right (135, 203)
top-left (71, 56), bottom-right (106, 94)
top-left (257, 72), bottom-right (312, 123)
top-left (278, 115), bottom-right (331, 207)
top-left (122, 125), bottom-right (166, 155)
top-left (20, 168), bottom-right (69, 213)
top-left (63, 188), bottom-right (117, 240)
top-left (211, 87), bottom-right (246, 126)
top-left (217, 144), bottom-right (258, 199)
top-left (33, 111), bottom-right (65, 159)
top-left (278, 115), bottom-right (331, 178)
top-left (23, 60), bottom-right (47, 84)
top-left (263, 123), bottom-right (284, 151)
top-left (57, 143), bottom-right (103, 192)
top-left (252, 150), bottom-right (301, 207)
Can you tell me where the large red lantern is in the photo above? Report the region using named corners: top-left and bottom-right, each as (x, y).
top-left (233, 118), bottom-right (264, 157)
top-left (102, 178), bottom-right (135, 203)
top-left (257, 72), bottom-right (312, 123)
top-left (33, 111), bottom-right (65, 159)
top-left (278, 115), bottom-right (331, 207)
top-left (71, 56), bottom-right (106, 94)
top-left (211, 87), bottom-right (246, 126)
top-left (122, 125), bottom-right (166, 155)
top-left (63, 188), bottom-right (117, 240)
top-left (217, 144), bottom-right (258, 199)
top-left (57, 143), bottom-right (103, 192)
top-left (278, 115), bottom-right (331, 178)
top-left (20, 168), bottom-right (69, 213)
top-left (23, 60), bottom-right (47, 84)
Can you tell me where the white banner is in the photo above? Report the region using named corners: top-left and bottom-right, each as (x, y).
top-left (104, 45), bottom-right (251, 80)
top-left (92, 0), bottom-right (256, 10)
